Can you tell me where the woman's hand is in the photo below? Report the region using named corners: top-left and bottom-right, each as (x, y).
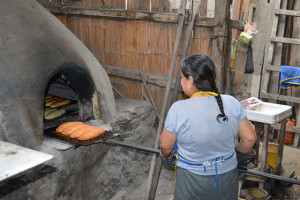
top-left (236, 118), bottom-right (257, 154)
top-left (159, 128), bottom-right (177, 157)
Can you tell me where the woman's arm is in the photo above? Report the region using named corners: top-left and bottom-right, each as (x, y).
top-left (159, 128), bottom-right (177, 157)
top-left (236, 118), bottom-right (257, 154)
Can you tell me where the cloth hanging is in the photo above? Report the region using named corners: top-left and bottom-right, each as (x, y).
top-left (280, 65), bottom-right (300, 89)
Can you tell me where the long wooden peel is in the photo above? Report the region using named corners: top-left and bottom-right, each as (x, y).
top-left (144, 0), bottom-right (188, 199)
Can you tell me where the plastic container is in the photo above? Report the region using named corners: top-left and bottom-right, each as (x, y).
top-left (238, 31), bottom-right (252, 45)
top-left (267, 143), bottom-right (278, 171)
top-left (277, 119), bottom-right (295, 144)
top-left (246, 188), bottom-right (268, 200)
top-left (241, 97), bottom-right (292, 124)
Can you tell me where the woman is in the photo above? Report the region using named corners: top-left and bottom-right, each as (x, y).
top-left (159, 54), bottom-right (257, 200)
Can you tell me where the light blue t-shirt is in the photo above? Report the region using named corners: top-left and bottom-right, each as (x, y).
top-left (164, 95), bottom-right (246, 175)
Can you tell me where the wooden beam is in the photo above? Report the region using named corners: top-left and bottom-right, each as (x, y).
top-left (231, 0), bottom-right (242, 40)
top-left (261, 93), bottom-right (300, 104)
top-left (233, 42), bottom-right (249, 87)
top-left (42, 4), bottom-right (243, 29)
top-left (272, 124), bottom-right (300, 134)
top-left (200, 0), bottom-right (207, 16)
top-left (250, 1), bottom-right (269, 98)
top-left (270, 36), bottom-right (300, 45)
top-left (145, 0), bottom-right (188, 198)
top-left (261, 124), bottom-right (270, 172)
top-left (103, 65), bottom-right (175, 88)
top-left (275, 9), bottom-right (300, 17)
top-left (275, 119), bottom-right (287, 175)
top-left (210, 0), bottom-right (230, 93)
top-left (264, 64), bottom-right (281, 72)
top-left (241, 0), bottom-right (251, 21)
top-left (248, 4), bottom-right (256, 23)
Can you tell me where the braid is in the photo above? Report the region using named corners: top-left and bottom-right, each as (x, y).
top-left (212, 84), bottom-right (228, 123)
top-left (180, 54), bottom-right (228, 123)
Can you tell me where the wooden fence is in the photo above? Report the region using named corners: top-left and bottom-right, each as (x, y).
top-left (38, 0), bottom-right (237, 110)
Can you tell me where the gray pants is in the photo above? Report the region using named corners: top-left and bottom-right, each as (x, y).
top-left (174, 167), bottom-right (238, 200)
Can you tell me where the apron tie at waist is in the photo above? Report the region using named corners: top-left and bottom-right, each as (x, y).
top-left (176, 152), bottom-right (234, 188)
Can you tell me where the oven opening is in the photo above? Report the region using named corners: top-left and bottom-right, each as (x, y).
top-left (43, 67), bottom-right (98, 129)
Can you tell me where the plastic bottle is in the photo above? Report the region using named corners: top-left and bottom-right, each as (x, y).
top-left (277, 119), bottom-right (296, 144)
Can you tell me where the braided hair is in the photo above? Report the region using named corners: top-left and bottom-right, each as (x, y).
top-left (180, 54), bottom-right (228, 123)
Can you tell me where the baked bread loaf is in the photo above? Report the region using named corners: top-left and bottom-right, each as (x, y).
top-left (56, 122), bottom-right (82, 132)
top-left (78, 128), bottom-right (105, 140)
top-left (50, 99), bottom-right (71, 108)
top-left (45, 109), bottom-right (66, 120)
top-left (69, 125), bottom-right (94, 138)
top-left (45, 96), bottom-right (60, 103)
top-left (46, 94), bottom-right (53, 99)
top-left (61, 123), bottom-right (87, 135)
top-left (45, 97), bottom-right (62, 106)
top-left (45, 108), bottom-right (57, 116)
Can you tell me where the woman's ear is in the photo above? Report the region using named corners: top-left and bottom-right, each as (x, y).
top-left (188, 76), bottom-right (194, 82)
top-left (187, 76), bottom-right (195, 89)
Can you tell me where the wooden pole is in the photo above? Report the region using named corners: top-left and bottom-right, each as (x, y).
top-left (144, 0), bottom-right (187, 199)
top-left (210, 0), bottom-right (230, 93)
top-left (225, 16), bottom-right (232, 94)
top-left (233, 42), bottom-right (249, 88)
top-left (200, 0), bottom-right (207, 16)
top-left (261, 124), bottom-right (270, 172)
top-left (275, 119), bottom-right (287, 175)
top-left (293, 0), bottom-right (300, 147)
top-left (250, 1), bottom-right (270, 98)
top-left (140, 72), bottom-right (160, 121)
top-left (231, 0), bottom-right (242, 40)
top-left (171, 1), bottom-right (201, 104)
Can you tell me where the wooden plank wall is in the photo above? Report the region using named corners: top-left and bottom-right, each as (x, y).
top-left (39, 0), bottom-right (212, 110)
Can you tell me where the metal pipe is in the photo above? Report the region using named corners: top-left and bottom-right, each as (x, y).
top-left (239, 169), bottom-right (300, 185)
top-left (100, 139), bottom-right (160, 154)
top-left (101, 139), bottom-right (300, 185)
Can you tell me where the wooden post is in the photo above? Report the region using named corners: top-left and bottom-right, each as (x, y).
top-left (233, 42), bottom-right (249, 88)
top-left (171, 1), bottom-right (201, 104)
top-left (200, 0), bottom-right (207, 16)
top-left (231, 0), bottom-right (242, 40)
top-left (261, 124), bottom-right (270, 172)
top-left (250, 1), bottom-right (270, 98)
top-left (144, 1), bottom-right (187, 199)
top-left (275, 119), bottom-right (287, 175)
top-left (225, 14), bottom-right (232, 94)
top-left (293, 0), bottom-right (300, 148)
top-left (210, 0), bottom-right (230, 93)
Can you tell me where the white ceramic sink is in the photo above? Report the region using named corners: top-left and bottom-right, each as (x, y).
top-left (241, 97), bottom-right (292, 124)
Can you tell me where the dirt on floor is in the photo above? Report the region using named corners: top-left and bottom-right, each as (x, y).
top-left (271, 144), bottom-right (300, 200)
top-left (155, 144), bottom-right (300, 200)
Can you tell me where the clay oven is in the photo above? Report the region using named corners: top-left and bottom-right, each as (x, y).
top-left (0, 0), bottom-right (116, 149)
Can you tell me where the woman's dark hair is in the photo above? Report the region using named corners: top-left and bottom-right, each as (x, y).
top-left (181, 54), bottom-right (228, 123)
